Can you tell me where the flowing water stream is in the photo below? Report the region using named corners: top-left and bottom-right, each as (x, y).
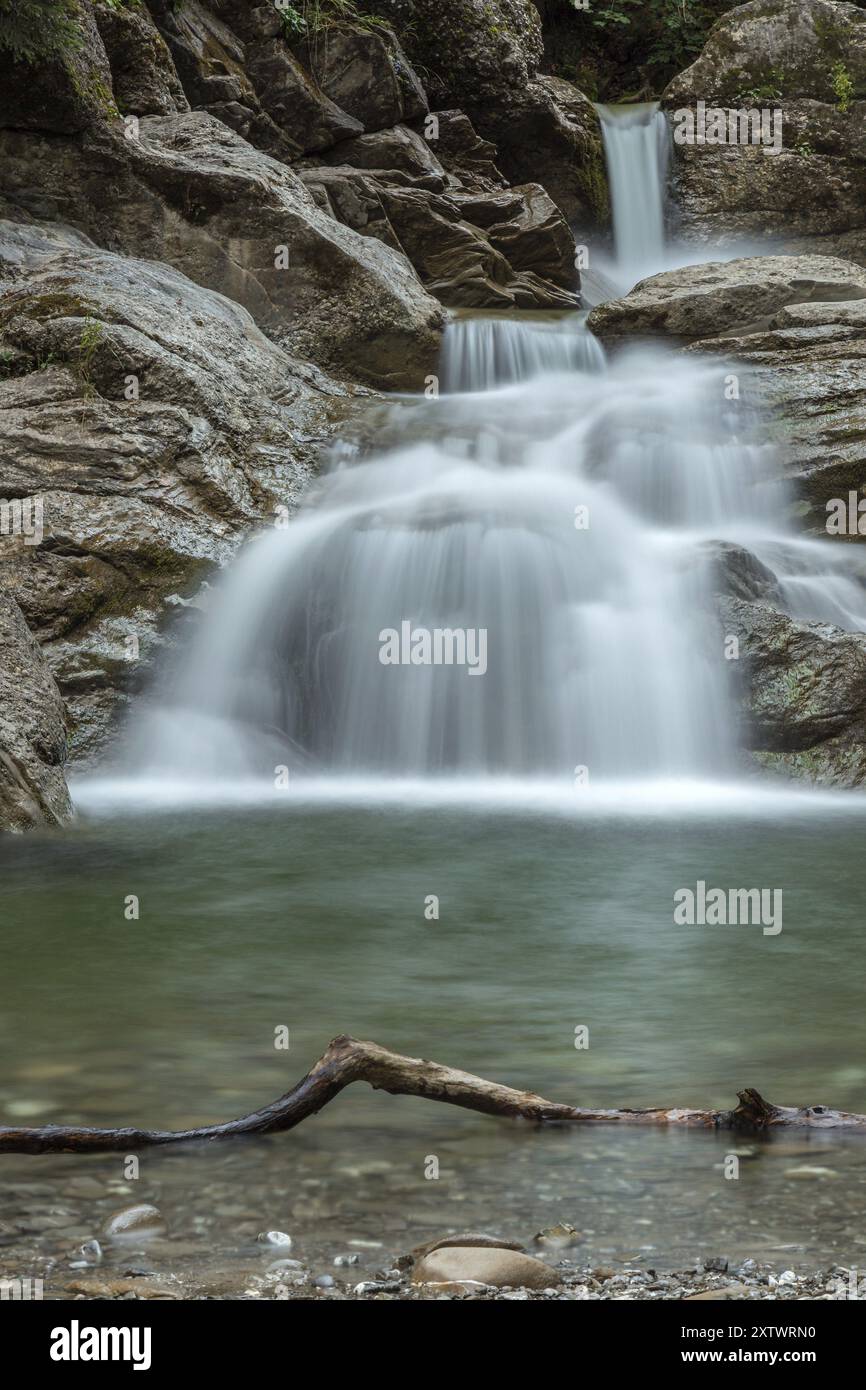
top-left (3, 107), bottom-right (866, 1297)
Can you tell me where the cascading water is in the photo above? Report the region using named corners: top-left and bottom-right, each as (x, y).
top-left (596, 103), bottom-right (671, 284)
top-left (128, 308), bottom-right (866, 790)
top-left (441, 312), bottom-right (605, 391)
top-left (123, 112), bottom-right (866, 796)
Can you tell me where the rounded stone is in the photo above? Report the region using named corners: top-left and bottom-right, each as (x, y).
top-left (101, 1204), bottom-right (166, 1241)
top-left (412, 1246), bottom-right (559, 1290)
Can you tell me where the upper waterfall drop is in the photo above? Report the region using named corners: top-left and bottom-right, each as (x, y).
top-left (596, 103), bottom-right (671, 285)
top-left (441, 313), bottom-right (605, 392)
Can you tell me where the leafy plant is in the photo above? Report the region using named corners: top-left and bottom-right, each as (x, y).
top-left (540, 0), bottom-right (738, 100)
top-left (831, 59), bottom-right (854, 113)
top-left (733, 82), bottom-right (783, 106)
top-left (0, 0), bottom-right (83, 64)
top-left (276, 3), bottom-right (308, 39)
top-left (278, 0), bottom-right (394, 40)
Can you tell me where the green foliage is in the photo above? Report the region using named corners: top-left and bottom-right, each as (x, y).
top-left (0, 0), bottom-right (83, 64)
top-left (541, 0), bottom-right (738, 99)
top-left (732, 79), bottom-right (783, 106)
top-left (831, 59), bottom-right (854, 113)
top-left (277, 3), bottom-right (308, 39)
top-left (278, 0), bottom-right (394, 39)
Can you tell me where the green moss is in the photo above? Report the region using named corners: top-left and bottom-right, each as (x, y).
top-left (70, 66), bottom-right (120, 119)
top-left (575, 146), bottom-right (610, 224)
top-left (1, 289), bottom-right (98, 326)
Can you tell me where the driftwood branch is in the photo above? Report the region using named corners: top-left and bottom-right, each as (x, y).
top-left (1, 1036), bottom-right (864, 1155)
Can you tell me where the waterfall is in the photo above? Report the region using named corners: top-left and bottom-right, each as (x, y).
top-left (441, 313), bottom-right (605, 391)
top-left (596, 103), bottom-right (671, 284)
top-left (127, 307), bottom-right (866, 790)
top-left (119, 123), bottom-right (866, 793)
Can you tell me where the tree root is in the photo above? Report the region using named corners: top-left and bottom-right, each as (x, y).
top-left (1, 1036), bottom-right (864, 1155)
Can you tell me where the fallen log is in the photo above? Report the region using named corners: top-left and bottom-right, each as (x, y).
top-left (1, 1036), bottom-right (864, 1155)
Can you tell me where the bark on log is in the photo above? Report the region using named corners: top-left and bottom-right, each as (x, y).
top-left (0, 1036), bottom-right (864, 1155)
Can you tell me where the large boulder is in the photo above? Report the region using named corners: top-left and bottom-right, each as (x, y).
top-left (0, 218), bottom-right (352, 758)
top-left (301, 161), bottom-right (579, 309)
top-left (586, 255), bottom-right (866, 342)
top-left (464, 76), bottom-right (609, 232)
top-left (93, 0), bottom-right (188, 117)
top-left (0, 593), bottom-right (72, 832)
top-left (664, 0), bottom-right (866, 260)
top-left (719, 594), bottom-right (866, 785)
top-left (291, 21), bottom-right (428, 132)
top-left (666, 0), bottom-right (866, 107)
top-left (0, 111), bottom-right (444, 390)
top-left (356, 0), bottom-right (544, 108)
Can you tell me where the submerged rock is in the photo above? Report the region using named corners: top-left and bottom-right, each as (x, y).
top-left (101, 1204), bottom-right (166, 1240)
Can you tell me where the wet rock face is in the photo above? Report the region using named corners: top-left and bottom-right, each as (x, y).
top-left (0, 110), bottom-right (444, 392)
top-left (301, 155), bottom-right (579, 310)
top-left (586, 255), bottom-right (866, 343)
top-left (0, 593), bottom-right (71, 832)
top-left (0, 0), bottom-right (115, 135)
top-left (720, 596), bottom-right (866, 785)
top-left (464, 76), bottom-right (609, 234)
top-left (93, 0), bottom-right (189, 118)
top-left (356, 0), bottom-right (544, 109)
top-left (291, 21), bottom-right (428, 132)
top-left (666, 0), bottom-right (866, 108)
top-left (663, 0), bottom-right (866, 259)
top-left (586, 253), bottom-right (866, 786)
top-left (0, 218), bottom-right (349, 763)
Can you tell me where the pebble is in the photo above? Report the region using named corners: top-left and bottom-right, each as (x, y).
top-left (65, 1178), bottom-right (105, 1200)
top-left (4, 1099), bottom-right (57, 1118)
top-left (784, 1165), bottom-right (837, 1179)
top-left (257, 1231), bottom-right (292, 1248)
top-left (101, 1204), bottom-right (166, 1241)
top-left (533, 1223), bottom-right (582, 1250)
top-left (684, 1284), bottom-right (749, 1301)
top-left (314, 1274), bottom-right (335, 1288)
top-left (353, 1279), bottom-right (403, 1294)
